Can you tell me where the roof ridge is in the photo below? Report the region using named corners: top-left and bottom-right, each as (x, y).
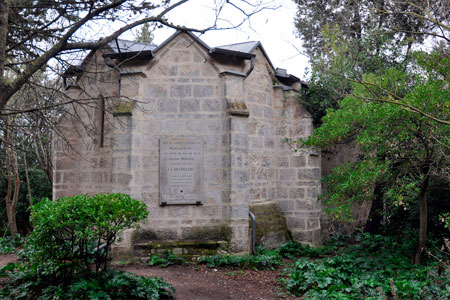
top-left (215, 40), bottom-right (258, 48)
top-left (114, 38), bottom-right (156, 46)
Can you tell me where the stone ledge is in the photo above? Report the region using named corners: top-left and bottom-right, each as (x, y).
top-left (134, 240), bottom-right (230, 260)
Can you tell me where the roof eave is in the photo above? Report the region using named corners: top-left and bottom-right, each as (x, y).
top-left (103, 50), bottom-right (154, 60)
top-left (209, 47), bottom-right (255, 60)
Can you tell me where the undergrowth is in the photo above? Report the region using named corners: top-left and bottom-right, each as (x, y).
top-left (148, 251), bottom-right (186, 268)
top-left (0, 265), bottom-right (173, 300)
top-left (0, 234), bottom-right (24, 255)
top-left (283, 232), bottom-right (450, 299)
top-left (198, 249), bottom-right (282, 270)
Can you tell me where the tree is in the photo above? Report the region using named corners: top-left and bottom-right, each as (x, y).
top-left (134, 23), bottom-right (154, 44)
top-left (295, 0), bottom-right (450, 125)
top-left (295, 0), bottom-right (450, 264)
top-left (0, 0), bottom-right (272, 114)
top-left (0, 79), bottom-right (54, 234)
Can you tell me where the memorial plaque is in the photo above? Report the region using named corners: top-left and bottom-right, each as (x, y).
top-left (160, 137), bottom-right (203, 205)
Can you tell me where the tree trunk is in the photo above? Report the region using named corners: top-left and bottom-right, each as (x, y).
top-left (6, 201), bottom-right (17, 234)
top-left (23, 148), bottom-right (33, 206)
top-left (414, 173), bottom-right (430, 264)
top-left (0, 0), bottom-right (10, 112)
top-left (5, 133), bottom-right (21, 235)
top-left (0, 0), bottom-right (9, 80)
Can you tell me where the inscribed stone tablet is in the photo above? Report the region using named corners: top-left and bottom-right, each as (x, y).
top-left (160, 137), bottom-right (203, 205)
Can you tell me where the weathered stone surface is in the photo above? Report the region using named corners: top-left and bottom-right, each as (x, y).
top-left (54, 32), bottom-right (324, 258)
top-left (170, 85), bottom-right (192, 98)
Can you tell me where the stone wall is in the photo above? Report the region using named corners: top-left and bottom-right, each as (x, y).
top-left (273, 88), bottom-right (322, 246)
top-left (131, 34), bottom-right (230, 244)
top-left (54, 32), bottom-right (323, 254)
top-left (53, 50), bottom-right (120, 199)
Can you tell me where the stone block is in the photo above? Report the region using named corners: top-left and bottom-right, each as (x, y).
top-left (169, 50), bottom-right (191, 62)
top-left (307, 187), bottom-right (318, 198)
top-left (231, 170), bottom-right (249, 183)
top-left (202, 99), bottom-right (224, 111)
top-left (279, 169), bottom-right (295, 181)
top-left (276, 188), bottom-right (288, 198)
top-left (158, 99), bottom-right (179, 113)
top-left (161, 120), bottom-right (184, 132)
top-left (263, 107), bottom-right (274, 119)
top-left (286, 217), bottom-right (306, 230)
top-left (193, 85), bottom-right (214, 97)
top-left (307, 218), bottom-right (320, 230)
top-left (295, 200), bottom-right (313, 210)
top-left (180, 99), bottom-right (200, 112)
top-left (277, 200), bottom-right (294, 212)
top-left (297, 168), bottom-right (321, 181)
top-left (170, 85), bottom-right (192, 98)
top-left (289, 188), bottom-right (305, 199)
top-left (231, 133), bottom-right (248, 148)
top-left (290, 156), bottom-right (306, 167)
top-left (180, 64), bottom-right (200, 77)
top-left (155, 65), bottom-right (178, 77)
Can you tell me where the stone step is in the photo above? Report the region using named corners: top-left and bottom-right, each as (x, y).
top-left (134, 240), bottom-right (229, 259)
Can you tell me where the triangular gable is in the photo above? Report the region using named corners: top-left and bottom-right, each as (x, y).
top-left (152, 30), bottom-right (211, 55)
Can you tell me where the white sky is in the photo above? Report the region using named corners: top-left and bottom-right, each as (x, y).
top-left (120, 0), bottom-right (310, 79)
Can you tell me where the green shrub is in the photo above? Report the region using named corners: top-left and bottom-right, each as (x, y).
top-left (0, 194), bottom-right (176, 299)
top-left (0, 266), bottom-right (173, 300)
top-left (148, 251), bottom-right (186, 267)
top-left (22, 193), bottom-right (148, 282)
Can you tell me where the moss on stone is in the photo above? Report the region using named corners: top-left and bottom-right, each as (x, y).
top-left (132, 229), bottom-right (157, 242)
top-left (182, 224), bottom-right (231, 241)
top-left (113, 100), bottom-right (134, 114)
top-left (249, 202), bottom-right (290, 249)
top-left (135, 240), bottom-right (229, 260)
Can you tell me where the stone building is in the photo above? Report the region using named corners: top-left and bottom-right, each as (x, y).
top-left (55, 31), bottom-right (322, 255)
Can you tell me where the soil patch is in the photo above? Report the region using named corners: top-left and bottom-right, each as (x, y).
top-left (119, 264), bottom-right (298, 300)
top-left (0, 254), bottom-right (16, 267)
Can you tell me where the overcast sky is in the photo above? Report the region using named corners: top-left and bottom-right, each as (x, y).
top-left (121, 0), bottom-right (310, 79)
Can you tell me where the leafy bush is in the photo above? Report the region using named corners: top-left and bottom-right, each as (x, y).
top-left (284, 233), bottom-right (450, 299)
top-left (22, 193), bottom-right (148, 282)
top-left (148, 251), bottom-right (186, 267)
top-left (0, 194), bottom-right (172, 300)
top-left (0, 234), bottom-right (23, 254)
top-left (0, 266), bottom-right (173, 300)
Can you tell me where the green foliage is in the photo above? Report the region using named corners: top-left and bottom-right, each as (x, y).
top-left (284, 233), bottom-right (450, 299)
top-left (299, 24), bottom-right (409, 126)
top-left (148, 251), bottom-right (185, 268)
top-left (277, 240), bottom-right (334, 259)
top-left (441, 213), bottom-right (450, 231)
top-left (0, 267), bottom-right (173, 300)
top-left (134, 23), bottom-right (154, 44)
top-left (23, 193), bottom-right (148, 281)
top-left (198, 250), bottom-right (282, 270)
top-left (0, 234), bottom-right (23, 254)
top-left (0, 194), bottom-right (173, 299)
top-left (0, 167), bottom-right (52, 234)
top-left (302, 52), bottom-right (450, 225)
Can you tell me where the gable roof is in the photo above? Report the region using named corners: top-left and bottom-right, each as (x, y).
top-left (63, 31), bottom-right (302, 87)
top-left (214, 40), bottom-right (275, 72)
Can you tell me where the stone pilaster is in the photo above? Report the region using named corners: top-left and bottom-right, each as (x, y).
top-left (222, 72), bottom-right (250, 253)
top-left (273, 87), bottom-right (322, 246)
